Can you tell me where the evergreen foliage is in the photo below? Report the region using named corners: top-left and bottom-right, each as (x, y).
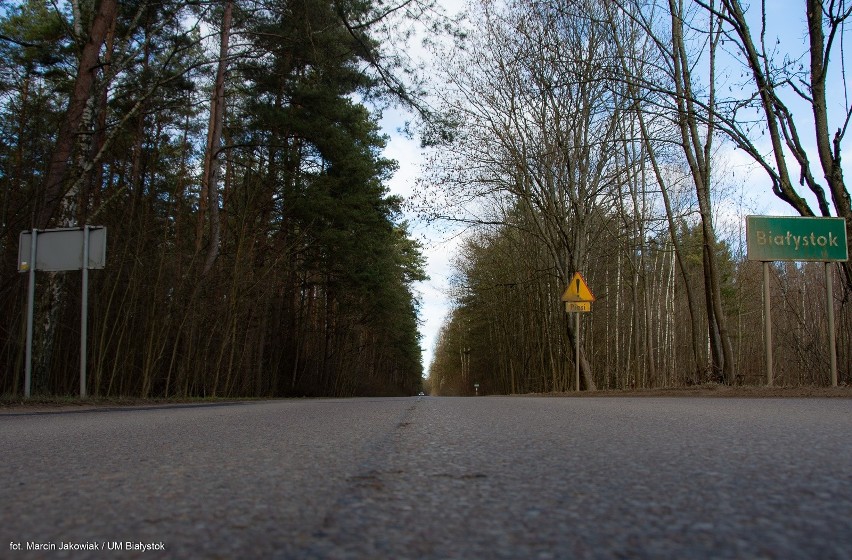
top-left (0, 0), bottom-right (427, 397)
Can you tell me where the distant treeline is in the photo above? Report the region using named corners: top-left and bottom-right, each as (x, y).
top-left (420, 0), bottom-right (852, 395)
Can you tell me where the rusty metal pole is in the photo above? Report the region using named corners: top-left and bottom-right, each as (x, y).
top-left (575, 312), bottom-right (580, 392)
top-left (764, 261), bottom-right (773, 387)
top-left (826, 262), bottom-right (837, 387)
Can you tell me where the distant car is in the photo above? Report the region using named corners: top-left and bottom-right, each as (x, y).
top-left (418, 392), bottom-right (425, 396)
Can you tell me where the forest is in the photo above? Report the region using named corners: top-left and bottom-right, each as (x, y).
top-left (423, 0), bottom-right (852, 395)
top-left (0, 0), bottom-right (434, 397)
top-left (2, 0), bottom-right (851, 400)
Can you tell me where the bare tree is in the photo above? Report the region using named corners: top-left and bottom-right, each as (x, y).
top-left (420, 0), bottom-right (644, 389)
top-left (665, 0), bottom-right (736, 382)
top-left (605, 2), bottom-right (705, 381)
top-left (700, 0), bottom-right (852, 292)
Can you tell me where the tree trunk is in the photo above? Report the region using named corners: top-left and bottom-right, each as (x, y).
top-left (669, 0), bottom-right (736, 383)
top-left (37, 0), bottom-right (118, 228)
top-left (202, 0), bottom-right (234, 276)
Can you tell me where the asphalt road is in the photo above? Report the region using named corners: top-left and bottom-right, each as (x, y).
top-left (1, 396), bottom-right (851, 559)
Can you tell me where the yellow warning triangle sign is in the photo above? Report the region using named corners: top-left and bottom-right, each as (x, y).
top-left (562, 272), bottom-right (595, 302)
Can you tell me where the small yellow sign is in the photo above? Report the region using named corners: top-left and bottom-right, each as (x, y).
top-left (562, 272), bottom-right (595, 302)
top-left (565, 301), bottom-right (590, 313)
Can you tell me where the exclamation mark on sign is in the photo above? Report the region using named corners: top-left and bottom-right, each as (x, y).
top-left (577, 279), bottom-right (580, 293)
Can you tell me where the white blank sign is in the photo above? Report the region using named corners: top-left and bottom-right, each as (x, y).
top-left (19, 227), bottom-right (107, 272)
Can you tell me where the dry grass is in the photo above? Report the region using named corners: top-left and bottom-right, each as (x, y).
top-left (0, 395), bottom-right (263, 413)
top-left (4, 385), bottom-right (851, 413)
top-left (534, 384), bottom-right (852, 398)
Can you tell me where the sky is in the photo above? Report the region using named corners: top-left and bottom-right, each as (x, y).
top-left (380, 105), bottom-right (465, 376)
top-left (378, 0), bottom-right (469, 374)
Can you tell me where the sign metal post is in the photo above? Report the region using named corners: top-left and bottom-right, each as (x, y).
top-left (826, 262), bottom-right (837, 387)
top-left (575, 312), bottom-right (580, 392)
top-left (763, 261), bottom-right (773, 386)
top-left (80, 225), bottom-right (90, 397)
top-left (24, 229), bottom-right (38, 397)
top-left (562, 272), bottom-right (595, 392)
top-left (18, 226), bottom-right (106, 398)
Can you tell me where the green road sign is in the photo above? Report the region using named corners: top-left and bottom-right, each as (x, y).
top-left (746, 216), bottom-right (848, 262)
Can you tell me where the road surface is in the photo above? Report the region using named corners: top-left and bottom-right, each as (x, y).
top-left (2, 396), bottom-right (851, 558)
